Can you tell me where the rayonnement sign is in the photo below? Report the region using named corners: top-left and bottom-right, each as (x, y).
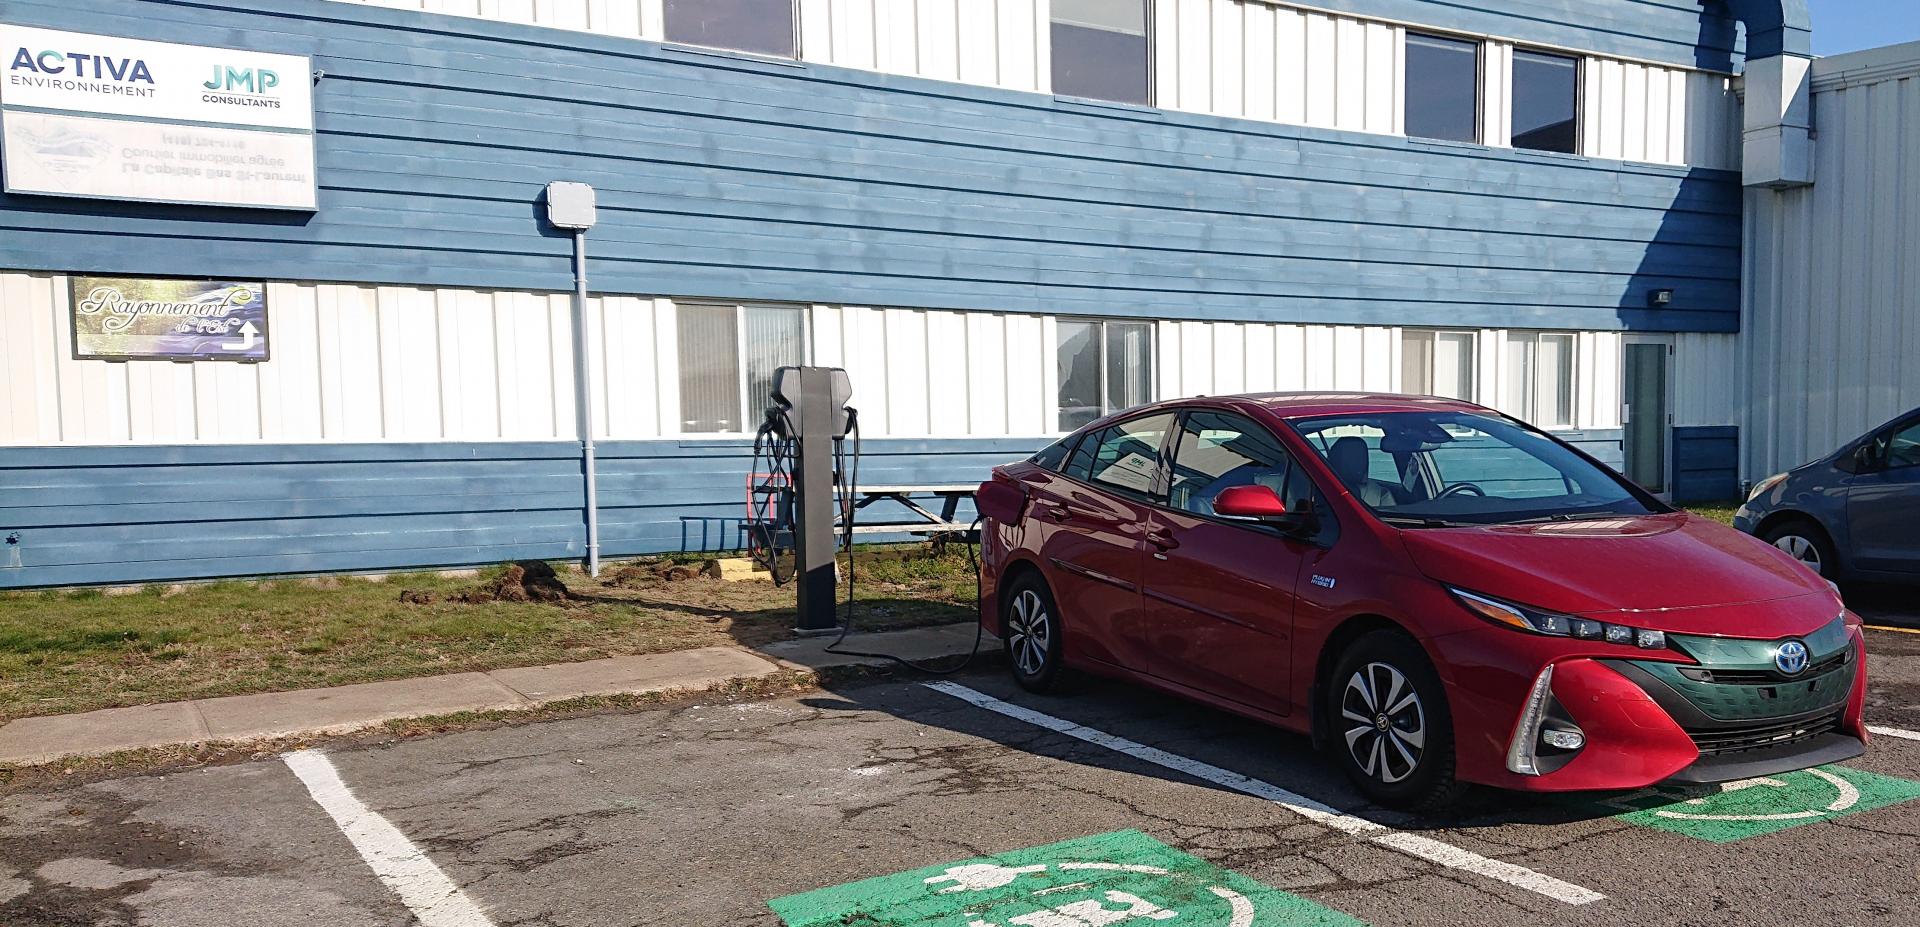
top-left (70, 275), bottom-right (270, 362)
top-left (0, 23), bottom-right (317, 210)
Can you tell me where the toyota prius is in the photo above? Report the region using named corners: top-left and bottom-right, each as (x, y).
top-left (973, 394), bottom-right (1870, 810)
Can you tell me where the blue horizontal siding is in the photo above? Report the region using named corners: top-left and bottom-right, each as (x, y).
top-left (1672, 426), bottom-right (1742, 503)
top-left (0, 439), bottom-right (1044, 588)
top-left (0, 432), bottom-right (1645, 588)
top-left (0, 0), bottom-right (1743, 334)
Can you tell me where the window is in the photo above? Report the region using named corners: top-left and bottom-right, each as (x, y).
top-left (1404, 33), bottom-right (1481, 143)
top-left (1401, 330), bottom-right (1478, 401)
top-left (1064, 413), bottom-right (1176, 500)
top-left (1167, 411), bottom-right (1312, 517)
top-left (1293, 411), bottom-right (1652, 524)
top-left (663, 0), bottom-right (797, 58)
top-left (1057, 319), bottom-right (1155, 432)
top-left (1505, 332), bottom-right (1576, 429)
top-left (678, 304), bottom-right (807, 433)
top-left (1051, 0), bottom-right (1151, 105)
top-left (1871, 420), bottom-right (1920, 470)
top-left (1511, 49), bottom-right (1580, 153)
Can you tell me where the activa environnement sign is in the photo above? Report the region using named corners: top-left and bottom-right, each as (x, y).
top-left (70, 276), bottom-right (270, 363)
top-left (0, 23), bottom-right (316, 210)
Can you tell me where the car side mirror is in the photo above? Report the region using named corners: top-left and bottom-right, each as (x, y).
top-left (1843, 444), bottom-right (1878, 474)
top-left (1213, 485), bottom-right (1310, 532)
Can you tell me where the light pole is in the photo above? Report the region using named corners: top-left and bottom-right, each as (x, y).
top-left (546, 181), bottom-right (601, 577)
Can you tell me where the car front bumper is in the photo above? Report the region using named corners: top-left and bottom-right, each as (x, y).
top-left (1429, 622), bottom-right (1870, 793)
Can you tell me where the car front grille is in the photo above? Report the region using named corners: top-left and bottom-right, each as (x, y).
top-left (1687, 712), bottom-right (1843, 757)
top-left (1680, 649), bottom-right (1851, 686)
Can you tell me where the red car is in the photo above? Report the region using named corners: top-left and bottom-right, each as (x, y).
top-left (974, 394), bottom-right (1870, 809)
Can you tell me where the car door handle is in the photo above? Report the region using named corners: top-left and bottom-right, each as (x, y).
top-left (1145, 530), bottom-right (1179, 551)
top-left (1044, 504), bottom-right (1075, 522)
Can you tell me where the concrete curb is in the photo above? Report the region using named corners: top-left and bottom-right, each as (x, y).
top-left (0, 623), bottom-right (998, 767)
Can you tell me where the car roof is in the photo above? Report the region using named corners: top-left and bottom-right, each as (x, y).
top-left (1173, 392), bottom-right (1491, 420)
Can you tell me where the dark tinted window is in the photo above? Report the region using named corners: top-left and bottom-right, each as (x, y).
top-left (1404, 33), bottom-right (1480, 143)
top-left (1031, 437), bottom-right (1074, 470)
top-left (1511, 49), bottom-right (1579, 153)
top-left (1880, 421), bottom-right (1920, 469)
top-left (664, 0), bottom-right (796, 58)
top-left (1168, 412), bottom-right (1310, 517)
top-left (1072, 413), bottom-right (1175, 499)
top-left (1052, 0), bottom-right (1151, 105)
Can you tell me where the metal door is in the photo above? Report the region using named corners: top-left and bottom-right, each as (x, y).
top-left (1623, 337), bottom-right (1674, 494)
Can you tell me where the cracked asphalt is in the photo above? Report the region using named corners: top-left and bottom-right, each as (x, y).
top-left (6, 622), bottom-right (1920, 927)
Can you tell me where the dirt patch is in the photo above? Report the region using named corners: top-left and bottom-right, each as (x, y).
top-left (399, 561), bottom-right (575, 606)
top-left (603, 562), bottom-right (701, 588)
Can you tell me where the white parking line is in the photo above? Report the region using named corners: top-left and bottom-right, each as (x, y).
top-left (283, 750), bottom-right (497, 927)
top-left (1870, 725), bottom-right (1920, 743)
top-left (925, 681), bottom-right (1605, 907)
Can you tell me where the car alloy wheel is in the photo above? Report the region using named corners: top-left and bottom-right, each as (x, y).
top-left (1340, 662), bottom-right (1426, 785)
top-left (1771, 534), bottom-right (1823, 574)
top-left (1007, 588), bottom-right (1053, 678)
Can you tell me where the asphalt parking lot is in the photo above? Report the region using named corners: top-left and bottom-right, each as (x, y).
top-left (6, 618), bottom-right (1920, 927)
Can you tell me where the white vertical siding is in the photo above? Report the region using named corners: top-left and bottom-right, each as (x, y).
top-left (341, 0), bottom-right (654, 37)
top-left (333, 0), bottom-right (1740, 169)
top-left (1674, 333), bottom-right (1741, 428)
top-left (801, 0), bottom-right (1049, 92)
top-left (1742, 56), bottom-right (1920, 479)
top-left (1154, 319), bottom-right (1400, 399)
top-left (1583, 58), bottom-right (1739, 169)
top-left (1156, 0), bottom-right (1398, 134)
top-left (0, 276), bottom-right (1066, 445)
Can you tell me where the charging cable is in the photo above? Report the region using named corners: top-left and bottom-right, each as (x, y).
top-left (823, 409), bottom-right (989, 676)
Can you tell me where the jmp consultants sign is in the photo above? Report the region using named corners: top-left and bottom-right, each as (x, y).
top-left (70, 276), bottom-right (269, 362)
top-left (0, 24), bottom-right (316, 210)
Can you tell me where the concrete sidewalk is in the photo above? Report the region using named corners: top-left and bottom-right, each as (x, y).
top-left (0, 622), bottom-right (998, 767)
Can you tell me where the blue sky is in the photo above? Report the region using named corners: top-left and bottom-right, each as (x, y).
top-left (1811, 0), bottom-right (1920, 56)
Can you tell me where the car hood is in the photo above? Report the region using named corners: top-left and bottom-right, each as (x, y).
top-left (1398, 513), bottom-right (1843, 637)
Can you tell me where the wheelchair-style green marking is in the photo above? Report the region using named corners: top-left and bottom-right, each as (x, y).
top-left (767, 829), bottom-right (1365, 927)
top-left (1599, 765), bottom-right (1920, 843)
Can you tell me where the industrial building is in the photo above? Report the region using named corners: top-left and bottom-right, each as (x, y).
top-left (0, 0), bottom-right (1854, 587)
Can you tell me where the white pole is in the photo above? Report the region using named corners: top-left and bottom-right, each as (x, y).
top-left (572, 229), bottom-right (601, 577)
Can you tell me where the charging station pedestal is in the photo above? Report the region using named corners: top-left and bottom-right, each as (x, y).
top-left (771, 366), bottom-right (853, 635)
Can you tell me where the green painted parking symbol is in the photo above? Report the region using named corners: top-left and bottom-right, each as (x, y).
top-left (768, 830), bottom-right (1364, 927)
top-left (1599, 765), bottom-right (1920, 843)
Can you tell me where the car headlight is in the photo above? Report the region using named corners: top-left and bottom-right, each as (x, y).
top-left (1748, 473), bottom-right (1788, 502)
top-left (1450, 588), bottom-right (1668, 650)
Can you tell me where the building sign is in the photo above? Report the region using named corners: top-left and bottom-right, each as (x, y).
top-left (70, 276), bottom-right (269, 362)
top-left (0, 23), bottom-right (316, 210)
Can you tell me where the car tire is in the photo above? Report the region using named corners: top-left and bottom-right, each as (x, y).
top-left (1326, 630), bottom-right (1464, 812)
top-left (1762, 518), bottom-right (1837, 580)
top-left (1004, 572), bottom-right (1064, 694)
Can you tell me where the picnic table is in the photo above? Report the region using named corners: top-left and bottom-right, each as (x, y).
top-left (840, 484), bottom-right (979, 538)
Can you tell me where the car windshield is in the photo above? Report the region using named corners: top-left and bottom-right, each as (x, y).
top-left (1290, 411), bottom-right (1661, 526)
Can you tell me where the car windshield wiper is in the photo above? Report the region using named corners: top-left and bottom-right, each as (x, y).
top-left (1375, 515), bottom-right (1474, 529)
top-left (1499, 511), bottom-right (1627, 526)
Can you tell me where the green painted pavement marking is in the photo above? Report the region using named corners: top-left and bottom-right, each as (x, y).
top-left (1596, 765), bottom-right (1920, 843)
top-left (768, 829), bottom-right (1365, 927)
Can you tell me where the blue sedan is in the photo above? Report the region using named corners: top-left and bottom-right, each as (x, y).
top-left (1736, 408), bottom-right (1920, 582)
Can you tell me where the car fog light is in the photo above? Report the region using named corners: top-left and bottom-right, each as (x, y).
top-left (1541, 728), bottom-right (1585, 751)
top-left (1603, 624), bottom-right (1633, 644)
top-left (1636, 629), bottom-right (1666, 650)
top-left (1571, 619), bottom-right (1603, 640)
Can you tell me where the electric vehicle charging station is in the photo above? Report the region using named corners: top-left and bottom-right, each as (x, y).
top-left (753, 366), bottom-right (857, 634)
